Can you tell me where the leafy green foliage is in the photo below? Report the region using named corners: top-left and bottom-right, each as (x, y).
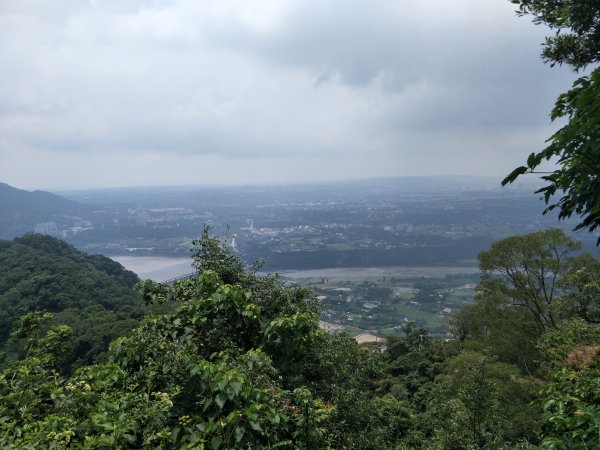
top-left (401, 354), bottom-right (539, 449)
top-left (0, 268), bottom-right (334, 448)
top-left (0, 230), bottom-right (399, 448)
top-left (504, 69), bottom-right (600, 243)
top-left (381, 322), bottom-right (450, 406)
top-left (445, 231), bottom-right (600, 448)
top-left (454, 229), bottom-right (600, 373)
top-left (381, 325), bottom-right (540, 448)
top-left (539, 319), bottom-right (600, 370)
top-left (2, 228), bottom-right (600, 448)
top-left (510, 0), bottom-right (600, 70)
top-left (191, 225), bottom-right (249, 285)
top-left (477, 228), bottom-right (580, 331)
top-left (541, 366), bottom-right (600, 449)
top-left (538, 321), bottom-right (600, 448)
top-left (556, 253), bottom-right (600, 324)
top-left (455, 288), bottom-right (543, 372)
top-left (503, 1), bottom-right (600, 241)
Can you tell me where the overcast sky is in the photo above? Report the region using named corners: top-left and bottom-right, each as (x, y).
top-left (0, 0), bottom-right (577, 190)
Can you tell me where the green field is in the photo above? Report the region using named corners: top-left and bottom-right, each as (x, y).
top-left (291, 269), bottom-right (479, 338)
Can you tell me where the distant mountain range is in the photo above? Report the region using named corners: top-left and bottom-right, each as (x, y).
top-left (0, 182), bottom-right (86, 239)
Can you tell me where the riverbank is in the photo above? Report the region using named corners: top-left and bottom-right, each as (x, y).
top-left (111, 255), bottom-right (479, 283)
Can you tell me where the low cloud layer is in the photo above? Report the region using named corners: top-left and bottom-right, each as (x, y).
top-left (0, 0), bottom-right (576, 189)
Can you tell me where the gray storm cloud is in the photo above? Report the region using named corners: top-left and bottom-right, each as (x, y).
top-left (0, 0), bottom-right (577, 189)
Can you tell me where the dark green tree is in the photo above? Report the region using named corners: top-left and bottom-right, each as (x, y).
top-left (477, 228), bottom-right (580, 332)
top-left (451, 229), bottom-right (600, 374)
top-left (503, 1), bottom-right (600, 242)
top-left (421, 351), bottom-right (540, 449)
top-left (556, 252), bottom-right (600, 324)
top-left (509, 0), bottom-right (600, 70)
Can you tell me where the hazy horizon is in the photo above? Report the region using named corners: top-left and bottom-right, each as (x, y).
top-left (3, 174), bottom-right (545, 194)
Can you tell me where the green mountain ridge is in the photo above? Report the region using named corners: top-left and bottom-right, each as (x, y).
top-left (0, 233), bottom-right (142, 371)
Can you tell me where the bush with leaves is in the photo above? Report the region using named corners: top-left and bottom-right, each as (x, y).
top-left (0, 270), bottom-right (334, 448)
top-left (533, 319), bottom-right (600, 448)
top-left (0, 229), bottom-right (400, 448)
top-left (539, 343), bottom-right (600, 448)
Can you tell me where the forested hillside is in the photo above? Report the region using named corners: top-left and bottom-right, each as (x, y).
top-left (0, 229), bottom-right (598, 448)
top-left (0, 233), bottom-right (143, 372)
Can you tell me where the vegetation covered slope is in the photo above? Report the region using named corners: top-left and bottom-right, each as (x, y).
top-left (0, 228), bottom-right (599, 448)
top-left (0, 233), bottom-right (142, 371)
top-left (0, 230), bottom-right (396, 449)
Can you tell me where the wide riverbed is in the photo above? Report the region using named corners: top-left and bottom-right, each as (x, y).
top-left (277, 265), bottom-right (479, 280)
top-left (110, 255), bottom-right (478, 282)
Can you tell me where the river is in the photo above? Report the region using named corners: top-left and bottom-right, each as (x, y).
top-left (110, 255), bottom-right (478, 282)
top-left (277, 265), bottom-right (479, 280)
top-left (110, 255), bottom-right (194, 282)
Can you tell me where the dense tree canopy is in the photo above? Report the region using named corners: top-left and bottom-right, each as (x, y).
top-left (454, 229), bottom-right (600, 369)
top-left (499, 5), bottom-right (600, 437)
top-left (0, 231), bottom-right (398, 449)
top-left (451, 230), bottom-right (600, 447)
top-left (0, 229), bottom-right (599, 447)
top-left (477, 228), bottom-right (580, 331)
top-left (0, 233), bottom-right (143, 372)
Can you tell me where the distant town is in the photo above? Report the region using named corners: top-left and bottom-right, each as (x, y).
top-left (5, 177), bottom-right (599, 338)
top-left (37, 177), bottom-right (598, 269)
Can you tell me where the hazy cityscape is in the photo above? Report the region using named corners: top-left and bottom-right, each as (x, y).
top-left (3, 176), bottom-right (598, 338)
top-left (27, 177), bottom-right (598, 266)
